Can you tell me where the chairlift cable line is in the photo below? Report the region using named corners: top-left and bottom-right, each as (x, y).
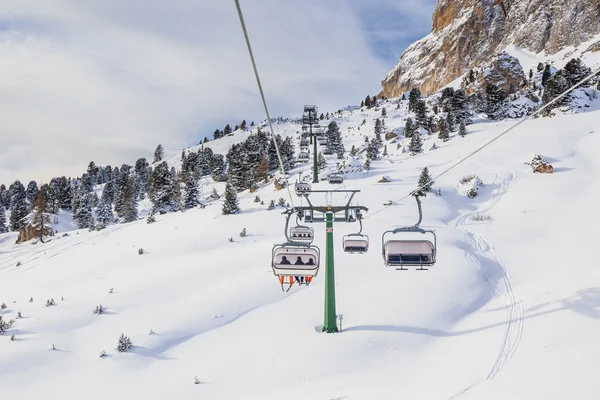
top-left (364, 65), bottom-right (600, 221)
top-left (234, 0), bottom-right (295, 209)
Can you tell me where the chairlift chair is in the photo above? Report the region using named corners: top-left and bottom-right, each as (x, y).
top-left (328, 173), bottom-right (344, 184)
top-left (272, 244), bottom-right (320, 291)
top-left (342, 210), bottom-right (369, 254)
top-left (381, 195), bottom-right (437, 270)
top-left (290, 226), bottom-right (314, 244)
top-left (295, 182), bottom-right (311, 197)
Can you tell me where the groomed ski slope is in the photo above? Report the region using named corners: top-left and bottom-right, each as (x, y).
top-left (1, 106), bottom-right (600, 399)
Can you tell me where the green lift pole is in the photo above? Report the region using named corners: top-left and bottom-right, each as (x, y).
top-left (322, 210), bottom-right (338, 333)
top-left (312, 111), bottom-right (319, 184)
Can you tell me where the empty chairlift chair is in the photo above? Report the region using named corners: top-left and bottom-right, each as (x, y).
top-left (342, 211), bottom-right (369, 254)
top-left (328, 173), bottom-right (344, 184)
top-left (381, 195), bottom-right (437, 270)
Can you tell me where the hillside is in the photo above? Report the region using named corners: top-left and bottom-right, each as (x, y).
top-left (2, 74), bottom-right (600, 400)
top-left (381, 0), bottom-right (600, 98)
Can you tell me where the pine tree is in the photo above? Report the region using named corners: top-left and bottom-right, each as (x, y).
top-left (363, 158), bottom-right (371, 171)
top-left (563, 58), bottom-right (592, 87)
top-left (451, 89), bottom-right (471, 124)
top-left (416, 167), bottom-right (433, 196)
top-left (350, 145), bottom-right (357, 157)
top-left (542, 64), bottom-right (552, 88)
top-left (184, 174), bottom-right (200, 209)
top-left (9, 180), bottom-right (27, 231)
top-left (404, 117), bottom-right (417, 138)
top-left (121, 176), bottom-right (138, 223)
top-left (381, 107), bottom-right (387, 118)
top-left (542, 70), bottom-right (571, 110)
top-left (0, 184), bottom-right (9, 210)
top-left (438, 119), bottom-right (450, 141)
top-left (134, 158), bottom-right (150, 200)
top-left (31, 188), bottom-right (50, 242)
top-left (459, 120), bottom-right (467, 137)
top-left (26, 181), bottom-right (39, 207)
top-left (318, 152), bottom-right (326, 170)
top-left (414, 100), bottom-right (428, 129)
top-left (223, 124), bottom-right (232, 136)
top-left (153, 144), bottom-right (164, 163)
top-left (0, 206), bottom-right (7, 233)
top-left (117, 333), bottom-right (132, 352)
top-left (383, 145), bottom-right (388, 157)
top-left (446, 110), bottom-right (456, 132)
top-left (147, 162), bottom-right (177, 214)
top-left (408, 88), bottom-right (421, 112)
top-left (95, 199), bottom-right (113, 229)
top-left (73, 189), bottom-right (95, 229)
top-left (222, 181), bottom-right (240, 215)
top-left (485, 83), bottom-right (506, 120)
top-left (408, 132), bottom-right (423, 154)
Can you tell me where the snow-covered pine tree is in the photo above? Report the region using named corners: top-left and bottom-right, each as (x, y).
top-left (222, 181), bottom-right (240, 215)
top-left (451, 89), bottom-right (471, 124)
top-left (446, 110), bottom-right (456, 132)
top-left (414, 100), bottom-right (428, 129)
top-left (408, 132), bottom-right (423, 154)
top-left (184, 173), bottom-right (200, 209)
top-left (210, 154), bottom-right (227, 182)
top-left (485, 83), bottom-right (506, 120)
top-left (541, 64), bottom-right (552, 87)
top-left (381, 107), bottom-right (387, 118)
top-left (0, 206), bottom-right (7, 233)
top-left (563, 58), bottom-right (592, 88)
top-left (121, 176), bottom-right (138, 223)
top-left (134, 158), bottom-right (150, 200)
top-left (349, 145), bottom-right (357, 157)
top-left (0, 184), bottom-right (9, 210)
top-left (95, 198), bottom-right (114, 229)
top-left (404, 118), bottom-right (416, 138)
top-left (383, 145), bottom-right (388, 157)
top-left (9, 180), bottom-right (27, 231)
top-left (374, 118), bottom-right (383, 136)
top-left (153, 144), bottom-right (164, 163)
top-left (416, 167), bottom-right (433, 196)
top-left (459, 120), bottom-right (467, 137)
top-left (26, 181), bottom-right (38, 207)
top-left (31, 188), bottom-right (50, 242)
top-left (542, 70), bottom-right (571, 111)
top-left (408, 87), bottom-right (421, 112)
top-left (438, 119), bottom-right (450, 141)
top-left (117, 333), bottom-right (132, 352)
top-left (318, 152), bottom-right (326, 170)
top-left (113, 166), bottom-right (131, 218)
top-left (73, 189), bottom-right (95, 229)
top-left (363, 158), bottom-right (371, 171)
top-left (147, 161), bottom-right (177, 214)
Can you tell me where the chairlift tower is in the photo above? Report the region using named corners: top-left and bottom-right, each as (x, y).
top-left (302, 105), bottom-right (323, 184)
top-left (293, 189), bottom-right (368, 333)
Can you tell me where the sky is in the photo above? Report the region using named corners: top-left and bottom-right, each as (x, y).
top-left (0, 0), bottom-right (436, 185)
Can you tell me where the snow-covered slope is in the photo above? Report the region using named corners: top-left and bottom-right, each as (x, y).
top-left (1, 97), bottom-right (600, 399)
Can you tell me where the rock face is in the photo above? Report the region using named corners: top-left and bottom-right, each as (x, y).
top-left (527, 155), bottom-right (554, 173)
top-left (461, 52), bottom-right (526, 95)
top-left (381, 0), bottom-right (600, 97)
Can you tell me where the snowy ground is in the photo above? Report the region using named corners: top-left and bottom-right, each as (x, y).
top-left (1, 97), bottom-right (600, 399)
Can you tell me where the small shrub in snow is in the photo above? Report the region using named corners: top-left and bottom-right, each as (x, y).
top-left (0, 315), bottom-right (14, 335)
top-left (471, 214), bottom-right (492, 221)
top-left (146, 214), bottom-right (156, 224)
top-left (109, 288), bottom-right (113, 294)
top-left (99, 350), bottom-right (107, 358)
top-left (228, 237), bottom-right (233, 242)
top-left (210, 188), bottom-right (220, 199)
top-left (239, 228), bottom-right (246, 237)
top-left (0, 303), bottom-right (5, 310)
top-left (17, 311), bottom-right (21, 318)
top-left (277, 198), bottom-right (286, 207)
top-left (45, 299), bottom-right (56, 307)
top-left (149, 329), bottom-right (155, 335)
top-left (16, 261), bottom-right (21, 267)
top-left (525, 154), bottom-right (554, 173)
top-left (117, 333), bottom-right (133, 352)
top-left (254, 196), bottom-right (261, 203)
top-left (29, 297), bottom-right (33, 303)
top-left (194, 376), bottom-right (201, 384)
top-left (94, 305), bottom-right (104, 315)
top-left (267, 200), bottom-right (275, 210)
top-left (138, 248), bottom-right (144, 255)
top-left (459, 175), bottom-right (483, 198)
top-left (10, 334), bottom-right (15, 341)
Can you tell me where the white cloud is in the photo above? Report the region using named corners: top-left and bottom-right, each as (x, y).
top-left (0, 0), bottom-right (389, 184)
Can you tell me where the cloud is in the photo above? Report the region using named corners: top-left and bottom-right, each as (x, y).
top-left (0, 0), bottom-right (435, 185)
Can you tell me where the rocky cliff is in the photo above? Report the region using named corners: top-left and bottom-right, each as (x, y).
top-left (381, 0), bottom-right (600, 97)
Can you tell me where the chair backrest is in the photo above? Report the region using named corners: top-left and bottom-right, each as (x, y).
top-left (385, 240), bottom-right (433, 254)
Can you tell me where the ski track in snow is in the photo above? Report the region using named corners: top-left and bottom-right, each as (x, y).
top-left (448, 166), bottom-right (525, 399)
